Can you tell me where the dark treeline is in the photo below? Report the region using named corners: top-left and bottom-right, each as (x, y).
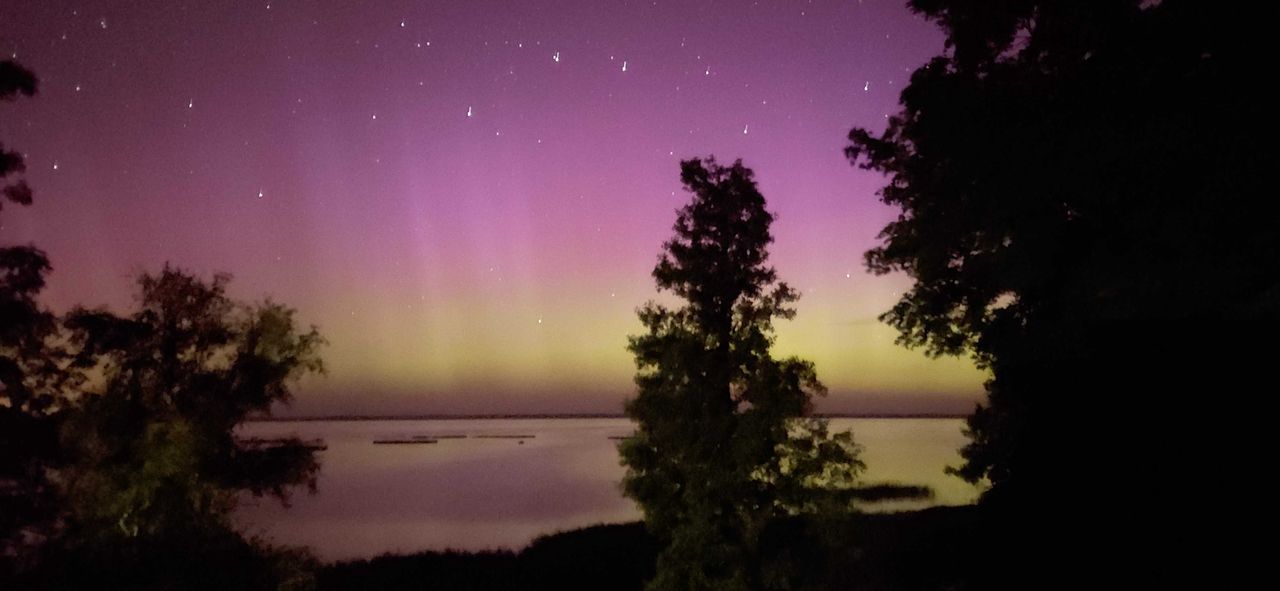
top-left (320, 509), bottom-right (982, 591)
top-left (247, 413), bottom-right (966, 422)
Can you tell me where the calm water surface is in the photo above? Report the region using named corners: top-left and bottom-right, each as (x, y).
top-left (233, 418), bottom-right (980, 561)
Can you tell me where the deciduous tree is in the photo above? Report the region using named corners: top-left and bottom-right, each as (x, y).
top-left (846, 0), bottom-right (1272, 585)
top-left (39, 266), bottom-right (325, 589)
top-left (0, 59), bottom-right (67, 567)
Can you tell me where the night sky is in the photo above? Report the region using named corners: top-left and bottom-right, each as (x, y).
top-left (1, 1), bottom-right (983, 416)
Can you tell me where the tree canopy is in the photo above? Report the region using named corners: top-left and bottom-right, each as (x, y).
top-left (847, 0), bottom-right (1272, 584)
top-left (848, 0), bottom-right (1274, 492)
top-left (0, 58), bottom-right (65, 565)
top-left (1, 59), bottom-right (325, 589)
top-left (22, 266), bottom-right (326, 589)
top-left (622, 158), bottom-right (898, 591)
top-left (62, 267), bottom-right (323, 530)
top-left (0, 59), bottom-right (37, 213)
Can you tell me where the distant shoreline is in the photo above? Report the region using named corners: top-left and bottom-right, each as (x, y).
top-left (246, 413), bottom-right (967, 422)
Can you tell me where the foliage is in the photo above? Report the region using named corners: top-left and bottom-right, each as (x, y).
top-left (621, 158), bottom-right (875, 591)
top-left (1, 58), bottom-right (326, 589)
top-left (0, 58), bottom-right (68, 567)
top-left (22, 524), bottom-right (319, 591)
top-left (846, 0), bottom-right (1275, 498)
top-left (0, 245), bottom-right (63, 563)
top-left (57, 266), bottom-right (325, 542)
top-left (0, 59), bottom-right (37, 212)
top-left (7, 266), bottom-right (327, 589)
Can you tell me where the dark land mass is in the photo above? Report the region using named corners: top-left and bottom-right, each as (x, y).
top-left (318, 506), bottom-right (983, 591)
top-left (247, 413), bottom-right (967, 422)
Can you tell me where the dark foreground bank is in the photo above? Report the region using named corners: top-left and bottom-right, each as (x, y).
top-left (319, 505), bottom-right (982, 591)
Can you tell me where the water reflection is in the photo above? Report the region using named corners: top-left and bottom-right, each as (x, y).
top-left (233, 418), bottom-right (978, 560)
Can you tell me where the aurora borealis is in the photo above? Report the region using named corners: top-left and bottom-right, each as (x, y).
top-left (1, 1), bottom-right (983, 416)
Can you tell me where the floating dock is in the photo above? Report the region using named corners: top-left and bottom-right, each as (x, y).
top-left (237, 437), bottom-right (328, 451)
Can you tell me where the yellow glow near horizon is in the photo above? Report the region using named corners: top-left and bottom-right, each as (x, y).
top-left (297, 269), bottom-right (987, 415)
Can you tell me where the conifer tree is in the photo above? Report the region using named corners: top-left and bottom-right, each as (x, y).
top-left (621, 157), bottom-right (867, 591)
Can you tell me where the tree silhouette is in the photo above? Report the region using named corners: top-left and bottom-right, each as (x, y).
top-left (1, 58), bottom-right (326, 589)
top-left (621, 158), bottom-right (875, 591)
top-left (847, 0), bottom-right (1272, 584)
top-left (0, 60), bottom-right (37, 213)
top-left (0, 59), bottom-right (67, 568)
top-left (31, 266), bottom-right (326, 589)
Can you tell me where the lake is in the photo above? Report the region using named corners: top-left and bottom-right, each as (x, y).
top-left (232, 418), bottom-right (980, 561)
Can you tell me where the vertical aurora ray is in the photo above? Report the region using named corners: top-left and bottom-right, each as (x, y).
top-left (0, 0), bottom-right (984, 415)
